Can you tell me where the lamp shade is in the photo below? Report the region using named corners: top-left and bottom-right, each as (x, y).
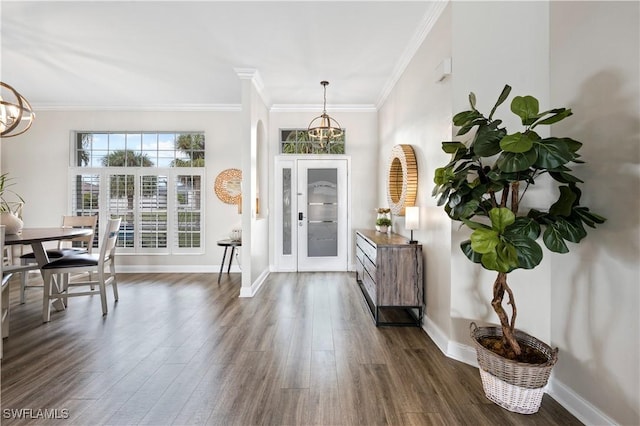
top-left (405, 206), bottom-right (419, 230)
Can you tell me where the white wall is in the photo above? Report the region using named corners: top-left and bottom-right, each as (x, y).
top-left (378, 3), bottom-right (453, 341)
top-left (549, 2), bottom-right (640, 424)
top-left (236, 73), bottom-right (271, 296)
top-left (1, 109), bottom-right (242, 271)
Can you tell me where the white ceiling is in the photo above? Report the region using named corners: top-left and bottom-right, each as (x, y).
top-left (1, 1), bottom-right (440, 110)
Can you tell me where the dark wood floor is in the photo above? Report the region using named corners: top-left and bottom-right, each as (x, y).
top-left (0, 271), bottom-right (580, 425)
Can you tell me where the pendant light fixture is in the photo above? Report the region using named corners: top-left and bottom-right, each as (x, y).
top-left (307, 80), bottom-right (343, 148)
top-left (0, 82), bottom-right (35, 138)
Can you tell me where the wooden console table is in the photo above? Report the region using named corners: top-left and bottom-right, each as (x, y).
top-left (355, 229), bottom-right (423, 326)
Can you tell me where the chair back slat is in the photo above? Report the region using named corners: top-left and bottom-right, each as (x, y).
top-left (100, 218), bottom-right (122, 265)
top-left (59, 215), bottom-right (98, 252)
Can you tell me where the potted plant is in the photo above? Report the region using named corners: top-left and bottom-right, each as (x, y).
top-left (375, 207), bottom-right (391, 231)
top-left (375, 217), bottom-right (392, 233)
top-left (432, 85), bottom-right (605, 413)
top-left (0, 172), bottom-right (25, 234)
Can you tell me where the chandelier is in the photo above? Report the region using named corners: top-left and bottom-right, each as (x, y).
top-left (1, 82), bottom-right (35, 138)
top-left (307, 81), bottom-right (342, 147)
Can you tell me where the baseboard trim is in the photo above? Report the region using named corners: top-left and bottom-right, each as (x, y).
top-left (547, 377), bottom-right (616, 426)
top-left (116, 265), bottom-right (239, 274)
top-left (239, 269), bottom-right (269, 298)
top-left (422, 316), bottom-right (449, 355)
top-left (423, 316), bottom-right (478, 368)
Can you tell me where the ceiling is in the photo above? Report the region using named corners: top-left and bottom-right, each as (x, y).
top-left (1, 1), bottom-right (440, 110)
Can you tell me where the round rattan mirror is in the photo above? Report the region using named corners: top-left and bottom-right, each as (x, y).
top-left (387, 144), bottom-right (417, 216)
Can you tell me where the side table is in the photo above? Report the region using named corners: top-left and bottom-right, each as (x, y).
top-left (217, 239), bottom-right (241, 283)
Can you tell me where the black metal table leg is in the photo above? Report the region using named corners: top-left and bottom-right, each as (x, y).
top-left (218, 246), bottom-right (229, 283)
top-left (227, 247), bottom-right (235, 274)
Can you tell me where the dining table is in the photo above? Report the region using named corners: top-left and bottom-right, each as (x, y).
top-left (4, 227), bottom-right (94, 316)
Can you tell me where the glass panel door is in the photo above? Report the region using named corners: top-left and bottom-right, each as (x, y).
top-left (297, 159), bottom-right (348, 271)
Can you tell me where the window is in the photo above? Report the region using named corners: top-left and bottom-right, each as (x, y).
top-left (70, 132), bottom-right (204, 254)
top-left (280, 129), bottom-right (345, 154)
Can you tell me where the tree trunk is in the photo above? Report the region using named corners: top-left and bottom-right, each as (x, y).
top-left (491, 272), bottom-right (522, 356)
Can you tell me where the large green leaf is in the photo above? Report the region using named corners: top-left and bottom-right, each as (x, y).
top-left (454, 199), bottom-right (481, 219)
top-left (560, 137), bottom-right (583, 153)
top-left (555, 217), bottom-right (587, 243)
top-left (496, 149), bottom-right (538, 172)
top-left (531, 108), bottom-right (573, 128)
top-left (469, 92), bottom-right (477, 110)
top-left (436, 187), bottom-right (451, 206)
top-left (511, 95), bottom-right (539, 125)
top-left (433, 167), bottom-right (455, 185)
top-left (472, 124), bottom-right (506, 157)
top-left (481, 242), bottom-right (518, 272)
top-left (505, 235), bottom-right (543, 269)
top-left (574, 207), bottom-right (606, 228)
top-left (458, 118), bottom-right (488, 136)
top-left (470, 228), bottom-right (499, 254)
top-left (534, 139), bottom-right (574, 169)
top-left (489, 84), bottom-right (512, 119)
top-left (448, 192), bottom-right (463, 208)
top-left (462, 218), bottom-right (491, 231)
top-left (442, 141), bottom-right (466, 154)
top-left (549, 185), bottom-right (578, 217)
top-left (543, 225), bottom-right (569, 253)
top-left (489, 207), bottom-right (515, 232)
top-left (500, 132), bottom-right (533, 153)
top-left (505, 217), bottom-right (541, 240)
top-left (461, 240), bottom-right (482, 264)
top-left (453, 110), bottom-right (483, 127)
top-left (549, 171), bottom-right (584, 184)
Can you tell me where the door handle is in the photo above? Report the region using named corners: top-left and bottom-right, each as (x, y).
top-left (298, 212), bottom-right (304, 221)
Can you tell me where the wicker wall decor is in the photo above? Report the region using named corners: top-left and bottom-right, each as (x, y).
top-left (214, 168), bottom-right (242, 205)
top-left (387, 144), bottom-right (417, 216)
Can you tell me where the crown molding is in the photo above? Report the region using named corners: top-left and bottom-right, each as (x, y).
top-left (270, 103), bottom-right (377, 113)
top-left (376, 0), bottom-right (449, 109)
top-left (234, 67), bottom-right (271, 107)
top-left (32, 104), bottom-right (242, 112)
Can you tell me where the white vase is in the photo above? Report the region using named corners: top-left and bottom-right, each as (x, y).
top-left (0, 211), bottom-right (24, 235)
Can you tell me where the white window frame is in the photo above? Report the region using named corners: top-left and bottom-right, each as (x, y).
top-left (69, 130), bottom-right (205, 255)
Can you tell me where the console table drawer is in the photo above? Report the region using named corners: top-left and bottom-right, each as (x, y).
top-left (362, 267), bottom-right (377, 303)
top-left (356, 234), bottom-right (377, 265)
top-left (363, 254), bottom-right (377, 281)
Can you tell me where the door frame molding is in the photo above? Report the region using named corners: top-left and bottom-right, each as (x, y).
top-left (273, 155), bottom-right (351, 272)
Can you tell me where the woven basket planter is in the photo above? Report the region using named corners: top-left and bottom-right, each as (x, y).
top-left (470, 322), bottom-right (559, 414)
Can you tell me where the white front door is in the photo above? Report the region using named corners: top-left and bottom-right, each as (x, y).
top-left (274, 156), bottom-right (349, 271)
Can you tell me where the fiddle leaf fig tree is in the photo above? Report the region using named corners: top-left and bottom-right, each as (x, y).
top-left (433, 85), bottom-right (605, 358)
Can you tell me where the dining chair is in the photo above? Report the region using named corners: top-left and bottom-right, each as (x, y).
top-left (41, 217), bottom-right (121, 323)
top-left (19, 214), bottom-right (98, 303)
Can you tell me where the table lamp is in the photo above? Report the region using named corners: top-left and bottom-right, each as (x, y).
top-left (405, 206), bottom-right (419, 244)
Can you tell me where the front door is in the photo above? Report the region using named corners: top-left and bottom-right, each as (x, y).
top-left (275, 156), bottom-right (349, 271)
